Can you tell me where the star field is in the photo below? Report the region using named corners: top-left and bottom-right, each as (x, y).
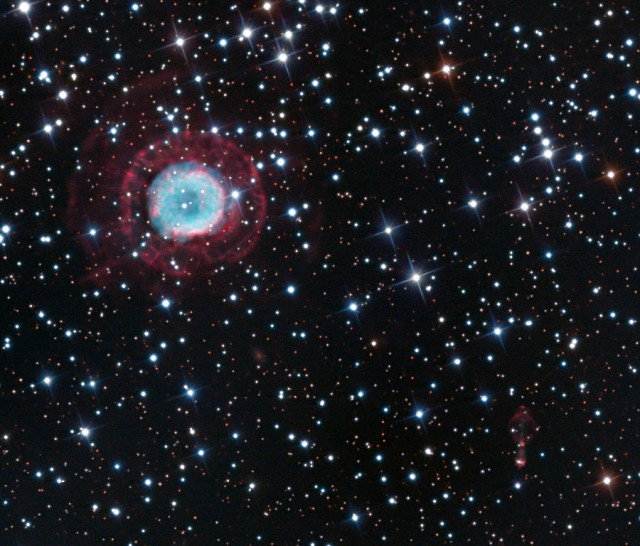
top-left (2, 0), bottom-right (640, 544)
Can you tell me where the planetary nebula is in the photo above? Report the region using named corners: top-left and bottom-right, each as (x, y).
top-left (147, 161), bottom-right (229, 243)
top-left (67, 128), bottom-right (266, 294)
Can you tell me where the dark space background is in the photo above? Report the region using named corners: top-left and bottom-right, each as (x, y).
top-left (1, 0), bottom-right (639, 544)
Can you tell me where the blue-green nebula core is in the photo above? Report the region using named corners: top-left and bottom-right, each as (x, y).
top-left (147, 161), bottom-right (227, 242)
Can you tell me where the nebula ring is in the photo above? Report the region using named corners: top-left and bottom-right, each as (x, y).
top-left (146, 161), bottom-right (229, 242)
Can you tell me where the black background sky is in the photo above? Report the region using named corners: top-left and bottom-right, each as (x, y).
top-left (1, 0), bottom-right (640, 544)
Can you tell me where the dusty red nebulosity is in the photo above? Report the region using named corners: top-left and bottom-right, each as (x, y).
top-left (508, 406), bottom-right (538, 469)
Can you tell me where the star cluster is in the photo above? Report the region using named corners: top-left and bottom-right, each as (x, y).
top-left (1, 0), bottom-right (640, 543)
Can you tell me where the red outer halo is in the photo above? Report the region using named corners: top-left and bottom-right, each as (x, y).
top-left (67, 129), bottom-right (266, 293)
